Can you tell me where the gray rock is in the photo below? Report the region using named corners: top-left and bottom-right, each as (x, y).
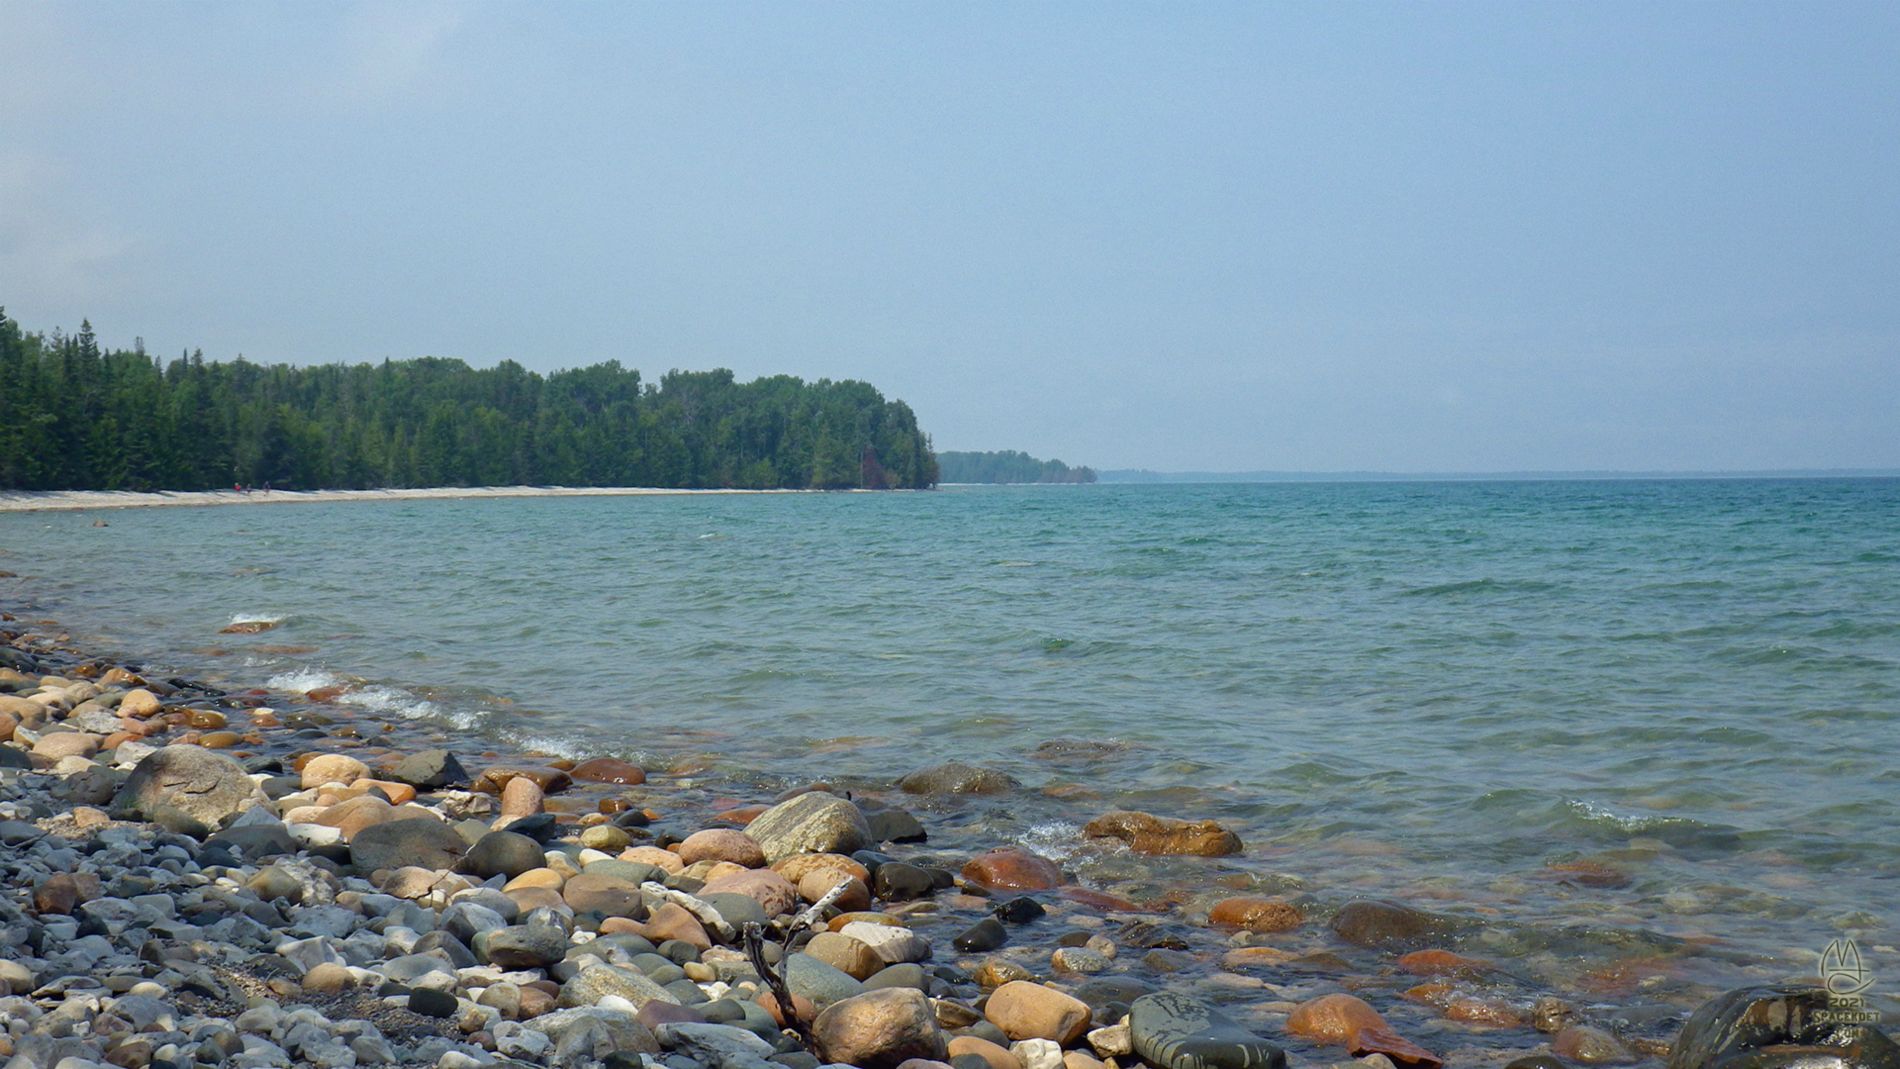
top-left (1129, 992), bottom-right (1286, 1069)
top-left (863, 806), bottom-right (927, 844)
top-left (658, 1023), bottom-right (778, 1069)
top-left (530, 1006), bottom-right (660, 1056)
top-left (1666, 985), bottom-right (1900, 1069)
top-left (784, 952), bottom-right (864, 1009)
top-left (742, 792), bottom-right (872, 864)
top-left (559, 964), bottom-right (682, 1010)
top-left (348, 818), bottom-right (467, 873)
top-left (1329, 899), bottom-right (1471, 951)
top-left (388, 750), bottom-right (469, 790)
top-left (480, 922), bottom-right (569, 969)
top-left (462, 831), bottom-right (546, 880)
top-left (110, 745), bottom-right (265, 836)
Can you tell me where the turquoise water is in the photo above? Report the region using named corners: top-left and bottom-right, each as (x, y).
top-left (3, 478), bottom-right (1897, 1008)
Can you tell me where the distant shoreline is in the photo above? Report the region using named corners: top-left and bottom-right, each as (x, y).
top-left (0, 485), bottom-right (824, 513)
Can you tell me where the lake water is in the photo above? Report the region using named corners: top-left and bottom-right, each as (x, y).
top-left (4, 478), bottom-right (1896, 1028)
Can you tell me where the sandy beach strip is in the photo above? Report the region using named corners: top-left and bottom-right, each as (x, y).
top-left (0, 485), bottom-right (813, 513)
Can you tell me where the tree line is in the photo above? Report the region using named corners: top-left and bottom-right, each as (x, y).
top-left (936, 450), bottom-right (1096, 484)
top-left (0, 309), bottom-right (938, 491)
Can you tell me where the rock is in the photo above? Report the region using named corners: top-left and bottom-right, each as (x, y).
top-left (563, 873), bottom-right (648, 918)
top-left (678, 829), bottom-right (767, 868)
top-left (1207, 898), bottom-right (1303, 933)
top-left (800, 871), bottom-right (872, 911)
top-left (559, 964), bottom-right (681, 1010)
top-left (985, 982), bottom-right (1092, 1045)
top-left (1050, 948), bottom-right (1110, 974)
top-left (34, 874), bottom-right (80, 915)
top-left (1012, 1039), bottom-right (1063, 1069)
top-left (301, 753), bottom-right (370, 788)
top-left (1086, 1024), bottom-right (1132, 1058)
top-left (623, 846), bottom-right (687, 874)
top-left (659, 1022), bottom-right (776, 1068)
top-left (744, 792), bottom-right (873, 864)
top-left (962, 849), bottom-right (1064, 891)
top-left (464, 831), bottom-right (548, 880)
top-left (581, 825), bottom-right (630, 851)
top-left (120, 689), bottom-right (162, 718)
top-left (1666, 985), bottom-right (1900, 1069)
top-left (1129, 992), bottom-right (1287, 1069)
top-left (482, 923), bottom-right (569, 969)
top-left (33, 731), bottom-right (99, 760)
top-left (637, 903), bottom-right (712, 949)
top-left (897, 761), bottom-right (1020, 796)
top-left (809, 932), bottom-right (887, 981)
top-left (349, 817), bottom-right (468, 873)
top-left (1553, 1026), bottom-right (1635, 1065)
top-left (531, 1006), bottom-right (659, 1057)
top-left (874, 862), bottom-right (938, 902)
top-left (389, 750), bottom-right (470, 789)
top-left (314, 794), bottom-right (400, 840)
top-left (1396, 949), bottom-right (1489, 977)
top-left (111, 744), bottom-right (265, 836)
top-left (948, 1037), bottom-right (1021, 1069)
top-left (1285, 995), bottom-right (1386, 1045)
top-left (956, 918), bottom-right (1008, 952)
top-left (786, 952), bottom-right (866, 1009)
top-left (474, 765), bottom-right (574, 794)
top-left (1285, 994), bottom-right (1440, 1069)
top-left (865, 806), bottom-right (928, 844)
top-left (838, 921), bottom-right (929, 965)
top-left (409, 988), bottom-right (459, 1017)
top-left (1330, 900), bottom-right (1466, 951)
top-left (301, 962), bottom-right (356, 994)
top-left (500, 777), bottom-right (544, 821)
top-left (570, 757), bottom-right (646, 785)
top-left (1082, 811), bottom-right (1242, 857)
top-left (812, 988), bottom-right (948, 1069)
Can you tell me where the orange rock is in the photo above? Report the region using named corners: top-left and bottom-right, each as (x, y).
top-left (947, 1037), bottom-right (1020, 1069)
top-left (1444, 996), bottom-right (1523, 1027)
top-left (1397, 949), bottom-right (1489, 977)
top-left (800, 872), bottom-right (871, 911)
top-left (1285, 993), bottom-right (1387, 1045)
top-left (714, 804), bottom-right (770, 825)
top-left (1058, 887), bottom-right (1147, 912)
top-left (474, 766), bottom-right (574, 795)
top-left (637, 902), bottom-right (713, 949)
top-left (1400, 982), bottom-right (1457, 1007)
top-left (500, 777), bottom-right (544, 821)
top-left (361, 779), bottom-right (418, 805)
top-left (570, 757), bottom-right (646, 785)
top-left (829, 911), bottom-right (905, 932)
top-left (962, 849), bottom-right (1064, 891)
top-left (1207, 897), bottom-right (1303, 933)
top-left (1082, 810), bottom-right (1243, 857)
top-left (1350, 1025), bottom-right (1443, 1069)
top-left (1544, 859), bottom-right (1632, 889)
top-left (677, 829), bottom-right (766, 867)
top-left (1222, 946), bottom-right (1297, 969)
top-left (301, 753), bottom-right (370, 788)
top-left (700, 869), bottom-right (798, 916)
top-left (619, 846), bottom-right (685, 874)
top-left (774, 852), bottom-right (872, 885)
top-left (314, 795), bottom-right (398, 840)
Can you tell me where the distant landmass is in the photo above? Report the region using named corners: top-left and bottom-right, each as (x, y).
top-left (1100, 468), bottom-right (1900, 483)
top-left (938, 450), bottom-right (1096, 484)
top-left (0, 308), bottom-right (936, 492)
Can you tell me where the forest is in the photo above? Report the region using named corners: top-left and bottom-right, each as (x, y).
top-left (936, 450), bottom-right (1096, 484)
top-left (0, 310), bottom-right (938, 491)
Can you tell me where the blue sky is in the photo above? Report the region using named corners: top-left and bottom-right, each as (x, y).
top-left (3, 2), bottom-right (1895, 471)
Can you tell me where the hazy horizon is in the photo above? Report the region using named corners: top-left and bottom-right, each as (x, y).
top-left (4, 2), bottom-right (1896, 472)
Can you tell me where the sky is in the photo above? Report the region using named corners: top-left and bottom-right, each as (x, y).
top-left (3, 2), bottom-right (1897, 473)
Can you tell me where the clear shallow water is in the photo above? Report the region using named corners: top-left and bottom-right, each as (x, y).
top-left (3, 479), bottom-right (1897, 1011)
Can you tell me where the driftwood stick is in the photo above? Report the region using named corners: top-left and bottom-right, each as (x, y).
top-left (745, 921), bottom-right (808, 1046)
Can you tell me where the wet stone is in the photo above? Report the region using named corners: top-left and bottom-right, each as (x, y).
top-left (1129, 992), bottom-right (1287, 1069)
top-left (955, 918), bottom-right (1007, 953)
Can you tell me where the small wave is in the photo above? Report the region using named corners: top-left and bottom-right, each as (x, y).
top-left (227, 612), bottom-right (285, 626)
top-left (267, 667), bottom-right (347, 694)
top-left (1399, 577), bottom-right (1559, 598)
top-left (338, 685), bottom-right (475, 729)
top-left (1016, 819), bottom-right (1085, 862)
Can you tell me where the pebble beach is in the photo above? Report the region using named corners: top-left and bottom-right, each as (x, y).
top-left (3, 588), bottom-right (1895, 1069)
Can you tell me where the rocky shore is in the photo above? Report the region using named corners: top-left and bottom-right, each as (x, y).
top-left (1, 608), bottom-right (1894, 1069)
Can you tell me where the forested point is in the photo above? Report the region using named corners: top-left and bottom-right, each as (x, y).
top-left (0, 309), bottom-right (938, 491)
top-left (936, 450), bottom-right (1096, 484)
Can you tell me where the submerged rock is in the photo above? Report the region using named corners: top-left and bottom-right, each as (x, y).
top-left (898, 761), bottom-right (1021, 796)
top-left (1666, 985), bottom-right (1900, 1069)
top-left (1129, 992), bottom-right (1286, 1069)
top-left (1330, 899), bottom-right (1468, 951)
top-left (1083, 810), bottom-right (1242, 857)
top-left (962, 849), bottom-right (1064, 891)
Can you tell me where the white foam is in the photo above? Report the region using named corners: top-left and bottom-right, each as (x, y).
top-left (227, 612), bottom-right (285, 626)
top-left (267, 668), bottom-right (347, 694)
top-left (1017, 819), bottom-right (1085, 861)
